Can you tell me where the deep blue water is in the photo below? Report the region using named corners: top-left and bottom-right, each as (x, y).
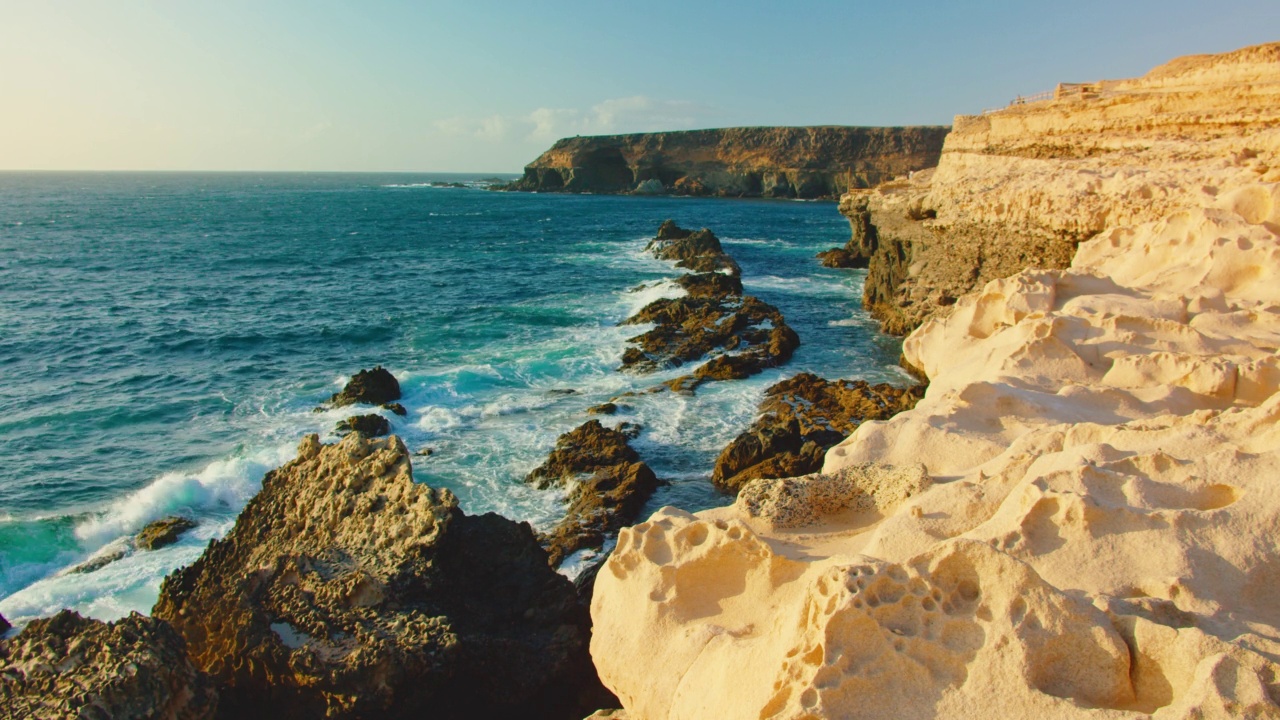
top-left (0, 172), bottom-right (905, 624)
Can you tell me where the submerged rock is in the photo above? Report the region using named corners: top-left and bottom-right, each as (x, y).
top-left (327, 366), bottom-right (401, 408)
top-left (0, 610), bottom-right (217, 720)
top-left (154, 433), bottom-right (605, 720)
top-left (336, 412), bottom-right (391, 437)
top-left (712, 372), bottom-right (925, 494)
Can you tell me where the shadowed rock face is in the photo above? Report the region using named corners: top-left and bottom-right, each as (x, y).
top-left (326, 366), bottom-right (401, 408)
top-left (0, 610), bottom-right (218, 720)
top-left (506, 126), bottom-right (950, 199)
top-left (153, 433), bottom-right (606, 720)
top-left (712, 372), bottom-right (925, 494)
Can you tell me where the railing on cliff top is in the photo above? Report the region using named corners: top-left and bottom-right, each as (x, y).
top-left (977, 81), bottom-right (1120, 116)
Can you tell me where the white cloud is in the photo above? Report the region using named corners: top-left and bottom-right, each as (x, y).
top-left (432, 96), bottom-right (716, 150)
top-left (524, 96), bottom-right (713, 142)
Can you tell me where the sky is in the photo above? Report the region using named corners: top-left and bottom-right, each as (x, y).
top-left (1, 1), bottom-right (1277, 173)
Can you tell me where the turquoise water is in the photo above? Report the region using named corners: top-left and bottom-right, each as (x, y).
top-left (0, 172), bottom-right (905, 624)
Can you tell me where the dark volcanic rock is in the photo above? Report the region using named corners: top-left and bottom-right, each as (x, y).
top-left (656, 219), bottom-right (692, 240)
top-left (675, 272), bottom-right (743, 298)
top-left (645, 223), bottom-right (741, 276)
top-left (587, 402), bottom-right (618, 416)
top-left (327, 366), bottom-right (401, 408)
top-left (0, 610), bottom-right (217, 720)
top-left (711, 373), bottom-right (926, 494)
top-left (136, 516), bottom-right (197, 551)
top-left (621, 294), bottom-right (799, 387)
top-left (382, 402), bottom-right (408, 416)
top-left (153, 434), bottom-right (606, 720)
top-left (0, 612), bottom-right (8, 634)
top-left (526, 420), bottom-right (639, 490)
top-left (539, 461), bottom-right (659, 568)
top-left (620, 221), bottom-right (799, 391)
top-left (528, 422), bottom-right (660, 567)
top-left (336, 413), bottom-right (391, 438)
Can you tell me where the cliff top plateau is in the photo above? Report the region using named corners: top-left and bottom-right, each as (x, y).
top-left (591, 41), bottom-right (1280, 719)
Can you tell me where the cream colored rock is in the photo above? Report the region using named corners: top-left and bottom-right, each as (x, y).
top-left (592, 41), bottom-right (1280, 720)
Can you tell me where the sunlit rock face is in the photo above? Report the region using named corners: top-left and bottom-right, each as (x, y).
top-left (590, 43), bottom-right (1280, 720)
top-left (509, 126), bottom-right (950, 199)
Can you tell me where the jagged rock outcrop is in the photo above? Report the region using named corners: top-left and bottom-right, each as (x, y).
top-left (844, 41), bottom-right (1280, 335)
top-left (711, 373), bottom-right (924, 494)
top-left (0, 610), bottom-right (217, 720)
top-left (526, 421), bottom-right (659, 567)
top-left (621, 223), bottom-right (800, 391)
top-left (153, 433), bottom-right (606, 720)
top-left (591, 44), bottom-right (1280, 719)
top-left (325, 366), bottom-right (401, 408)
top-left (508, 126), bottom-right (950, 199)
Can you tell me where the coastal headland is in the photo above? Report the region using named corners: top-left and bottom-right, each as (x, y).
top-left (592, 42), bottom-right (1280, 718)
top-left (506, 126), bottom-right (950, 199)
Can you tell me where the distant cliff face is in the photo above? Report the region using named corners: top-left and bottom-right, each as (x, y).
top-left (508, 126), bottom-right (950, 199)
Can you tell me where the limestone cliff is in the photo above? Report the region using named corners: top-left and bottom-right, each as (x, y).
top-left (590, 43), bottom-right (1280, 719)
top-left (508, 126), bottom-right (949, 199)
top-left (844, 41), bottom-right (1280, 335)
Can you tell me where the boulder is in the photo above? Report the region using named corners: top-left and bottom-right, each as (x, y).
top-left (382, 402), bottom-right (408, 416)
top-left (712, 373), bottom-right (925, 494)
top-left (0, 610), bottom-right (217, 720)
top-left (153, 434), bottom-right (606, 720)
top-left (336, 413), bottom-right (390, 437)
top-left (135, 517), bottom-right (197, 551)
top-left (327, 366), bottom-right (401, 408)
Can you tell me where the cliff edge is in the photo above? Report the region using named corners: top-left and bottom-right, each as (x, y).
top-left (590, 42), bottom-right (1280, 719)
top-left (843, 41), bottom-right (1280, 335)
top-left (507, 126), bottom-right (949, 199)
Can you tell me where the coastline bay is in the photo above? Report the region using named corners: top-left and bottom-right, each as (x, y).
top-left (0, 171), bottom-right (906, 624)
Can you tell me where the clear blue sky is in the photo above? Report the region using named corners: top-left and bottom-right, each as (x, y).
top-left (2, 1), bottom-right (1276, 172)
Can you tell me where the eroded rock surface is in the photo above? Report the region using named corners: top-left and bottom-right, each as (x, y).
top-left (845, 41), bottom-right (1280, 335)
top-left (591, 44), bottom-right (1280, 719)
top-left (0, 610), bottom-right (217, 720)
top-left (711, 372), bottom-right (925, 494)
top-left (154, 433), bottom-right (604, 720)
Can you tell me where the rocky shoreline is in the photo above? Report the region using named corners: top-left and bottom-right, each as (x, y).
top-left (591, 41), bottom-right (1280, 719)
top-left (7, 40), bottom-right (1277, 720)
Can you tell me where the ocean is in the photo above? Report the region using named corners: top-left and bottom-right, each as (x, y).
top-left (0, 171), bottom-right (906, 625)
